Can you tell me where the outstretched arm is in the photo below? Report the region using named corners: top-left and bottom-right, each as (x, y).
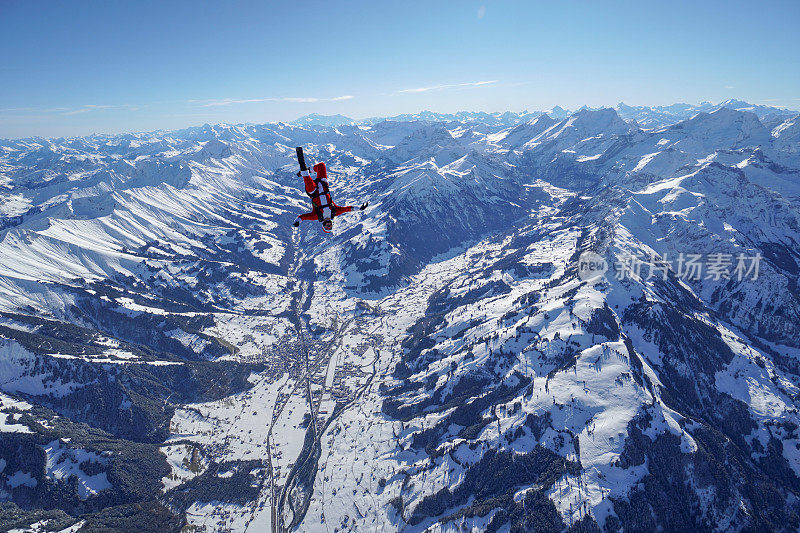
top-left (333, 203), bottom-right (353, 216)
top-left (333, 202), bottom-right (368, 218)
top-left (293, 211), bottom-right (318, 226)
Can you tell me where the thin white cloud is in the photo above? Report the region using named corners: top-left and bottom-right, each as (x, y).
top-left (2, 94), bottom-right (354, 120)
top-left (60, 104), bottom-right (139, 116)
top-left (397, 80), bottom-right (498, 94)
top-left (725, 85), bottom-right (736, 90)
top-left (0, 106), bottom-right (72, 114)
top-left (62, 108), bottom-right (92, 116)
top-left (477, 5), bottom-right (486, 18)
top-left (197, 95), bottom-right (355, 107)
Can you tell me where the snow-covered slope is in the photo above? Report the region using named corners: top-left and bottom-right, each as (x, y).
top-left (615, 99), bottom-right (797, 128)
top-left (0, 100), bottom-right (800, 531)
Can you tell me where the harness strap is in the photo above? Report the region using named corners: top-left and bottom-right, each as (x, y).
top-left (306, 173), bottom-right (334, 221)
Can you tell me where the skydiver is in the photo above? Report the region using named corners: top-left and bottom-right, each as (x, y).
top-left (293, 159), bottom-right (367, 233)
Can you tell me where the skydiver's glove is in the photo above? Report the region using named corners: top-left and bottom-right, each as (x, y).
top-left (293, 219), bottom-right (300, 227)
top-left (359, 202), bottom-right (369, 211)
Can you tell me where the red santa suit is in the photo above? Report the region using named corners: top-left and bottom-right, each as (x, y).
top-left (294, 162), bottom-right (354, 230)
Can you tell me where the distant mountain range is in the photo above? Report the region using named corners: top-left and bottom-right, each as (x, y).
top-left (1, 101), bottom-right (799, 531)
top-left (292, 98), bottom-right (797, 129)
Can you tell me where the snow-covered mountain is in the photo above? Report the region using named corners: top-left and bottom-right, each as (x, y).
top-left (291, 113), bottom-right (358, 127)
top-left (305, 99), bottom-right (797, 132)
top-left (1, 101), bottom-right (800, 531)
top-left (614, 98), bottom-right (797, 128)
top-left (359, 110), bottom-right (541, 127)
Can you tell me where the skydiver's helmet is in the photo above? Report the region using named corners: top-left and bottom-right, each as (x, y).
top-left (322, 218), bottom-right (333, 233)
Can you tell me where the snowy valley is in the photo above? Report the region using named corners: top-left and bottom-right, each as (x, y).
top-left (0, 100), bottom-right (800, 531)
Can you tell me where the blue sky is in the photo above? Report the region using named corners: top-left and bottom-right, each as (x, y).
top-left (1, 0), bottom-right (798, 137)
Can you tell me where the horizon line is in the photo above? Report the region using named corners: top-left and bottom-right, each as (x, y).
top-left (2, 99), bottom-right (798, 141)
